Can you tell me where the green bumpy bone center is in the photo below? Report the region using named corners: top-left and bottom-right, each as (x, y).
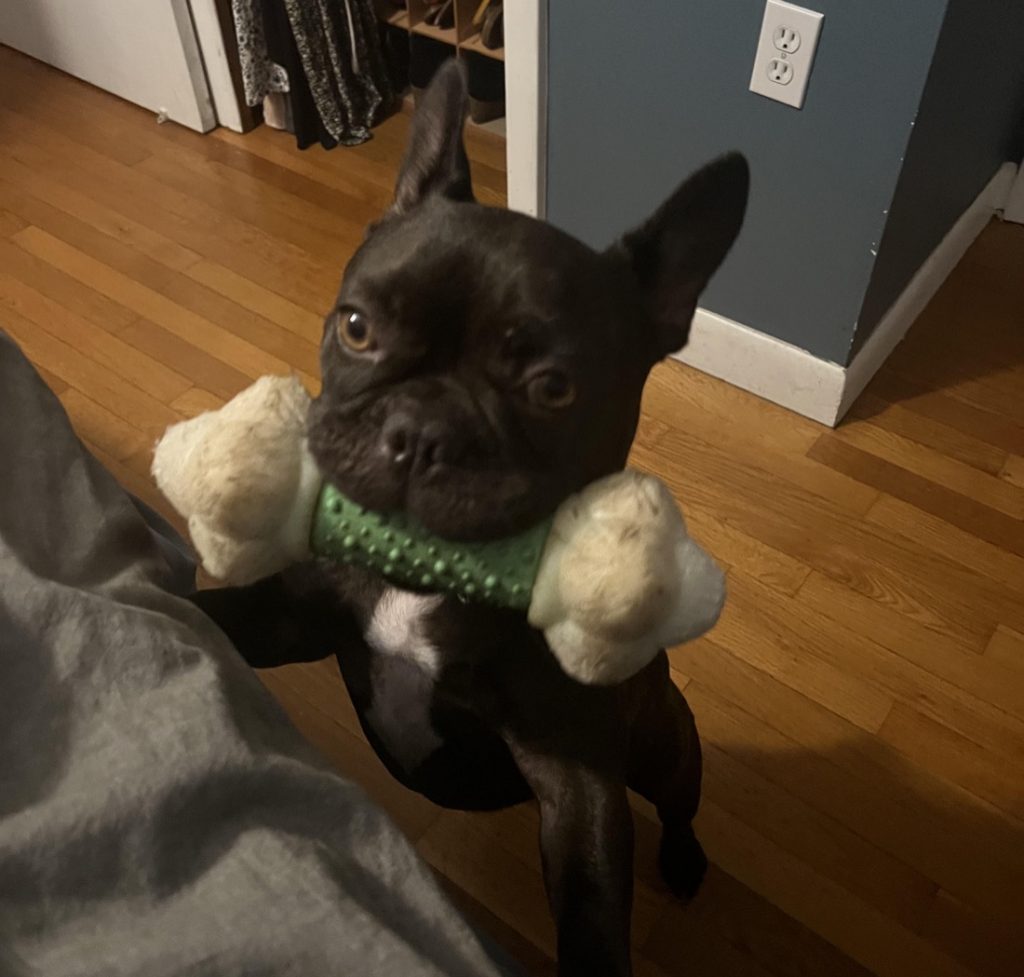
top-left (310, 483), bottom-right (552, 610)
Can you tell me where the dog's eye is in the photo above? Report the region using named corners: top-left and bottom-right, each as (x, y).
top-left (528, 371), bottom-right (576, 409)
top-left (337, 310), bottom-right (375, 353)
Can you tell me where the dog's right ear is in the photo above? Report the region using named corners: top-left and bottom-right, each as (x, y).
top-left (392, 60), bottom-right (474, 215)
top-left (615, 153), bottom-right (749, 358)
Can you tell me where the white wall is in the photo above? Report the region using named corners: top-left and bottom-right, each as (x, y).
top-left (0, 0), bottom-right (215, 132)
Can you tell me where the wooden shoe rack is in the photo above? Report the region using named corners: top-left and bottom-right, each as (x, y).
top-left (375, 1), bottom-right (505, 62)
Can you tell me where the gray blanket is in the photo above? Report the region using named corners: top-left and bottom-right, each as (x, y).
top-left (0, 334), bottom-right (516, 977)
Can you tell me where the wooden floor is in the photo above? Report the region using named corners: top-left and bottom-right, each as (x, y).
top-left (3, 45), bottom-right (1022, 977)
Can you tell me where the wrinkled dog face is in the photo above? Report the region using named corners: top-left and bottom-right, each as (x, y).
top-left (309, 63), bottom-right (748, 541)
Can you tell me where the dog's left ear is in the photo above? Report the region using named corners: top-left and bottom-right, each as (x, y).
top-left (392, 60), bottom-right (474, 215)
top-left (615, 153), bottom-right (749, 357)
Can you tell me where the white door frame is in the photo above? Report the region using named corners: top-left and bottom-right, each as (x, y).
top-left (504, 0), bottom-right (547, 217)
top-left (188, 0), bottom-right (246, 133)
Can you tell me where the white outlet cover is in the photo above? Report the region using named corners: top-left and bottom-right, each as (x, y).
top-left (749, 0), bottom-right (824, 109)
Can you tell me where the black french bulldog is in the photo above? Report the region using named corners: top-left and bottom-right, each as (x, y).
top-left (194, 62), bottom-right (748, 977)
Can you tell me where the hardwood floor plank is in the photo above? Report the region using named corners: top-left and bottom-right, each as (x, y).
top-left (633, 426), bottom-right (1008, 649)
top-left (865, 495), bottom-right (1024, 596)
top-left (886, 354), bottom-right (1024, 428)
top-left (0, 269), bottom-right (192, 405)
top-left (0, 54), bottom-right (393, 226)
top-left (170, 388), bottom-right (224, 419)
top-left (780, 570), bottom-right (1024, 761)
top-left (798, 571), bottom-right (1024, 720)
top-left (671, 641), bottom-right (1024, 922)
top-left (707, 572), bottom-right (895, 732)
top-left (117, 320), bottom-right (251, 402)
top-left (3, 306), bottom-right (180, 438)
top-left (136, 152), bottom-right (360, 265)
top-left (699, 737), bottom-right (937, 931)
top-left (0, 113), bottom-right (338, 313)
top-left (155, 272), bottom-right (321, 381)
top-left (437, 875), bottom-right (557, 977)
top-left (59, 388), bottom-right (150, 461)
top-left (0, 207), bottom-right (27, 237)
top-left (0, 234), bottom-right (137, 333)
top-left (0, 149), bottom-right (201, 271)
top-left (211, 126), bottom-right (394, 206)
top-left (639, 363), bottom-right (880, 517)
top-left (985, 626), bottom-right (1024, 670)
top-left (644, 864), bottom-right (872, 977)
top-left (12, 226), bottom-right (301, 383)
top-left (827, 419), bottom-right (1024, 518)
top-left (646, 900), bottom-right (778, 977)
top-left (0, 51), bottom-right (152, 166)
top-left (693, 796), bottom-right (978, 977)
top-left (922, 889), bottom-right (1024, 977)
top-left (0, 158), bottom-right (187, 286)
top-left (864, 372), bottom-right (1024, 456)
top-left (418, 811), bottom-right (560, 960)
top-left (184, 260), bottom-right (325, 346)
top-left (879, 703), bottom-right (1024, 822)
top-left (34, 365), bottom-right (68, 396)
top-left (1000, 453), bottom-right (1024, 490)
top-left (687, 501), bottom-right (812, 596)
top-left (643, 361), bottom-right (822, 457)
top-left (141, 139), bottom-right (372, 241)
top-left (959, 219), bottom-right (1024, 282)
top-left (0, 174), bottom-right (180, 291)
top-left (161, 128), bottom-right (387, 226)
top-left (847, 394), bottom-right (1009, 476)
top-left (808, 437), bottom-right (1024, 557)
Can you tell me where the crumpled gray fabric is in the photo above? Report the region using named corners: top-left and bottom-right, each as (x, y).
top-left (0, 332), bottom-right (516, 977)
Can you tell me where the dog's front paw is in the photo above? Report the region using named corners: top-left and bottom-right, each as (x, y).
top-left (659, 825), bottom-right (708, 901)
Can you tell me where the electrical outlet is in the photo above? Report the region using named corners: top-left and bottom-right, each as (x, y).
top-left (749, 0), bottom-right (823, 109)
top-left (766, 59), bottom-right (793, 85)
top-left (773, 26), bottom-right (800, 53)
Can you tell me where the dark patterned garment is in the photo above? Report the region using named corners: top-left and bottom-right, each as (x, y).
top-left (232, 0), bottom-right (394, 148)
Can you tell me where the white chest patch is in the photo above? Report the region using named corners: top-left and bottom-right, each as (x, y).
top-left (364, 589), bottom-right (444, 675)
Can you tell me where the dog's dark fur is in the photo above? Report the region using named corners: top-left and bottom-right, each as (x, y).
top-left (193, 63), bottom-right (748, 977)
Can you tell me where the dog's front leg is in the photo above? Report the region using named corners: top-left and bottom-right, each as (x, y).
top-left (190, 563), bottom-right (358, 668)
top-left (507, 742), bottom-right (635, 977)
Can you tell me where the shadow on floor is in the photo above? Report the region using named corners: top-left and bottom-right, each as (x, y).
top-left (850, 220), bottom-right (1024, 426)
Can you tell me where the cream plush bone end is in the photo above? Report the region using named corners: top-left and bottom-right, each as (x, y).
top-left (528, 471), bottom-right (725, 684)
top-left (152, 375), bottom-right (322, 586)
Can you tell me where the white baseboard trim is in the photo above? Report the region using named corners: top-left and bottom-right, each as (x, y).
top-left (1003, 158), bottom-right (1024, 224)
top-left (674, 310), bottom-right (846, 425)
top-left (673, 161), bottom-right (1019, 427)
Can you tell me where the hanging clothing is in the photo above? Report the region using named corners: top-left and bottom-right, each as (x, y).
top-left (283, 0), bottom-right (392, 146)
top-left (232, 0), bottom-right (289, 106)
top-left (231, 0), bottom-right (394, 149)
top-left (260, 0), bottom-right (339, 150)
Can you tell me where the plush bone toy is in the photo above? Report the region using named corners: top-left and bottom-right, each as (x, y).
top-left (152, 376), bottom-right (725, 685)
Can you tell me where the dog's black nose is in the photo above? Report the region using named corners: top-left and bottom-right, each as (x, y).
top-left (382, 412), bottom-right (415, 466)
top-left (381, 412), bottom-right (460, 472)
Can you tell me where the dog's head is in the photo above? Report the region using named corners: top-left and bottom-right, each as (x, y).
top-left (309, 62), bottom-right (748, 541)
